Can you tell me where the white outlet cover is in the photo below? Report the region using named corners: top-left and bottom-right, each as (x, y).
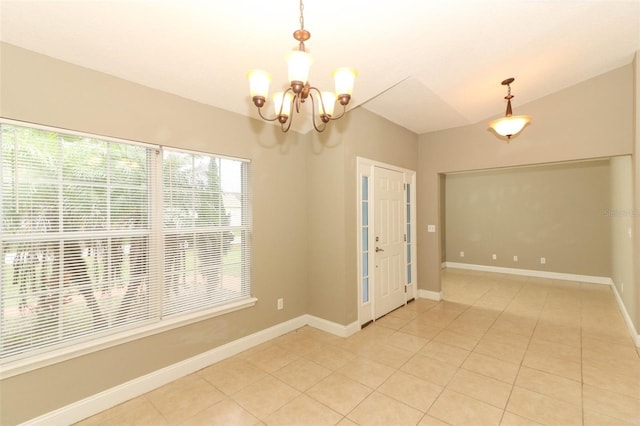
top-left (427, 225), bottom-right (436, 233)
top-left (513, 255), bottom-right (518, 262)
top-left (459, 251), bottom-right (465, 257)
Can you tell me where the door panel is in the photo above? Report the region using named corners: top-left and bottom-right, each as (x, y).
top-left (373, 167), bottom-right (405, 319)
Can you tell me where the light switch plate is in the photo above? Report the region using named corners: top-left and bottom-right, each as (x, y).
top-left (427, 225), bottom-right (436, 233)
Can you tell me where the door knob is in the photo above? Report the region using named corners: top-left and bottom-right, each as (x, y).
top-left (376, 247), bottom-right (384, 252)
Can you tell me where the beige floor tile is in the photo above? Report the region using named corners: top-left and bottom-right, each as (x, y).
top-left (499, 411), bottom-right (544, 426)
top-left (275, 335), bottom-right (327, 357)
top-left (263, 394), bottom-right (343, 426)
top-left (447, 368), bottom-right (512, 409)
top-left (377, 371), bottom-right (443, 412)
top-left (506, 386), bottom-right (582, 426)
top-left (387, 305), bottom-right (420, 320)
top-left (417, 415), bottom-right (451, 426)
top-left (419, 340), bottom-right (471, 367)
top-left (198, 357), bottom-right (267, 395)
top-left (432, 329), bottom-right (482, 351)
top-left (375, 313), bottom-right (413, 330)
top-left (515, 366), bottom-right (582, 406)
top-left (428, 389), bottom-right (503, 426)
top-left (338, 357), bottom-right (396, 388)
top-left (177, 398), bottom-right (259, 426)
top-left (243, 344), bottom-right (300, 373)
top-left (398, 320), bottom-right (443, 340)
top-left (146, 374), bottom-right (226, 424)
top-left (306, 372), bottom-right (372, 415)
top-left (488, 315), bottom-right (537, 338)
top-left (521, 348), bottom-right (582, 382)
top-left (303, 344), bottom-right (357, 371)
top-left (386, 330), bottom-right (429, 353)
top-left (473, 337), bottom-right (527, 364)
top-left (361, 342), bottom-right (414, 368)
top-left (462, 352), bottom-right (520, 384)
top-left (231, 376), bottom-right (300, 420)
top-left (582, 383), bottom-right (640, 425)
top-left (336, 418), bottom-right (359, 426)
top-left (531, 323), bottom-right (582, 347)
top-left (347, 391), bottom-right (424, 426)
top-left (582, 359), bottom-right (640, 399)
top-left (77, 397), bottom-right (166, 426)
top-left (527, 337), bottom-right (581, 361)
top-left (400, 353), bottom-right (458, 387)
top-left (272, 358), bottom-right (332, 391)
top-left (583, 409), bottom-right (638, 426)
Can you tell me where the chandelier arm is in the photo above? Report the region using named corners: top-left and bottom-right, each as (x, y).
top-left (256, 107), bottom-right (279, 122)
top-left (307, 86), bottom-right (328, 116)
top-left (280, 95), bottom-right (295, 133)
top-left (308, 91), bottom-right (327, 132)
top-left (328, 105), bottom-right (347, 121)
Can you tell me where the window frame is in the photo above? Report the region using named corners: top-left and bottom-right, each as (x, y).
top-left (0, 119), bottom-right (256, 379)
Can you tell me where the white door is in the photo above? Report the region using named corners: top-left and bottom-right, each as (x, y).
top-left (373, 166), bottom-right (406, 319)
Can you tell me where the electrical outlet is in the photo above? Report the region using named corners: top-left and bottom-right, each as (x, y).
top-left (621, 282), bottom-right (624, 293)
top-left (540, 257), bottom-right (546, 264)
top-left (492, 254), bottom-right (497, 260)
top-left (459, 251), bottom-right (465, 258)
top-left (427, 224), bottom-right (436, 233)
top-left (513, 255), bottom-right (518, 262)
top-left (277, 298), bottom-right (284, 310)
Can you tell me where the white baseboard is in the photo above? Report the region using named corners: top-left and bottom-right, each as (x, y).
top-left (22, 314), bottom-right (351, 426)
top-left (444, 262), bottom-right (613, 285)
top-left (610, 283), bottom-right (640, 347)
top-left (417, 289), bottom-right (442, 301)
top-left (304, 314), bottom-right (360, 338)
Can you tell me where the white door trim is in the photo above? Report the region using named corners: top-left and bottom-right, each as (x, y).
top-left (356, 157), bottom-right (417, 326)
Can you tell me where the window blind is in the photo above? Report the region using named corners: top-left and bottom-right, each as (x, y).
top-left (0, 122), bottom-right (252, 362)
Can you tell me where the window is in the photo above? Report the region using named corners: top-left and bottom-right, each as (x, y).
top-left (0, 121), bottom-right (252, 363)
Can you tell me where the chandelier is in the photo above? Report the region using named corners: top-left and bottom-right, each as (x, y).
top-left (488, 77), bottom-right (531, 141)
top-left (247, 0), bottom-right (357, 132)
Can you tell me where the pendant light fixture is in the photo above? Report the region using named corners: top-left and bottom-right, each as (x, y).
top-left (488, 77), bottom-right (531, 141)
top-left (247, 0), bottom-right (357, 132)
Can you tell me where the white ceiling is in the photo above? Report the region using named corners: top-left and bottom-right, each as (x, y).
top-left (1, 0), bottom-right (639, 134)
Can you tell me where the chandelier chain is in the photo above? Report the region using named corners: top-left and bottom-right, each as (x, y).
top-left (299, 0), bottom-right (305, 30)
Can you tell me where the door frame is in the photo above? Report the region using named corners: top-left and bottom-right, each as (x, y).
top-left (356, 157), bottom-right (417, 326)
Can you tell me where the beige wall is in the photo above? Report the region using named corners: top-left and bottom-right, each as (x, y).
top-left (610, 156), bottom-right (636, 325)
top-left (306, 109), bottom-right (419, 325)
top-left (418, 64), bottom-right (635, 295)
top-left (0, 43), bottom-right (312, 424)
top-left (445, 160), bottom-right (611, 277)
top-left (634, 52), bottom-right (640, 332)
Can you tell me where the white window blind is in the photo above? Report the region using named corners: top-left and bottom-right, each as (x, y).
top-left (162, 149), bottom-right (251, 317)
top-left (0, 122), bottom-right (252, 362)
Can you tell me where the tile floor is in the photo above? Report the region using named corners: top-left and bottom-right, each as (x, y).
top-left (77, 268), bottom-right (640, 426)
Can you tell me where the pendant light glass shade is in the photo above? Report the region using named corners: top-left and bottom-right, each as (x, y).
top-left (333, 67), bottom-right (357, 96)
top-left (321, 91), bottom-right (337, 116)
top-left (488, 115), bottom-right (531, 138)
top-left (287, 50), bottom-right (313, 84)
top-left (273, 91), bottom-right (293, 117)
top-left (248, 70), bottom-right (272, 99)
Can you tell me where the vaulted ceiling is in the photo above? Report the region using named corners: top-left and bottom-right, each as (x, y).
top-left (1, 0), bottom-right (639, 134)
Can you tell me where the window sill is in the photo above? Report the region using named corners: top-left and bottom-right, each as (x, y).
top-left (0, 297), bottom-right (258, 379)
